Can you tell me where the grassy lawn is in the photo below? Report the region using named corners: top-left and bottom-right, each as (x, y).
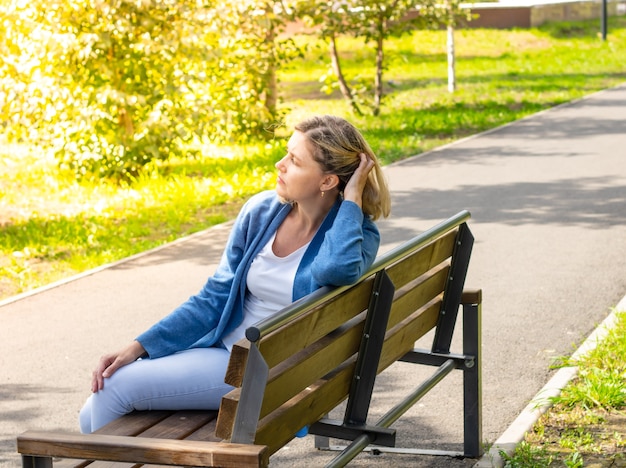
top-left (1, 17), bottom-right (626, 301)
top-left (501, 309), bottom-right (626, 467)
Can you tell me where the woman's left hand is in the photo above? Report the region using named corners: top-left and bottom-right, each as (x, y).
top-left (343, 153), bottom-right (374, 208)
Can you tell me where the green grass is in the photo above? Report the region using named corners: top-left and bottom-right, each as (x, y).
top-left (0, 142), bottom-right (282, 298)
top-left (2, 16), bottom-right (626, 300)
top-left (280, 18), bottom-right (626, 162)
top-left (501, 310), bottom-right (626, 467)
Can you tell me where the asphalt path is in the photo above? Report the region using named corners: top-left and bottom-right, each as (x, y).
top-left (1, 84), bottom-right (626, 468)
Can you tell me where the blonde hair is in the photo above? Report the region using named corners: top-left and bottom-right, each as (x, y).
top-left (295, 115), bottom-right (391, 220)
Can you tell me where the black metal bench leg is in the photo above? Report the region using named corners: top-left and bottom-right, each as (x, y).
top-left (22, 455), bottom-right (53, 468)
top-left (462, 298), bottom-right (483, 457)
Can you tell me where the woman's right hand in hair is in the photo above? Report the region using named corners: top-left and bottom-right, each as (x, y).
top-left (91, 340), bottom-right (147, 392)
top-left (343, 153), bottom-right (374, 209)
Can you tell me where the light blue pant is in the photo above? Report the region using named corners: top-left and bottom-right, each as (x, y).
top-left (79, 347), bottom-right (233, 433)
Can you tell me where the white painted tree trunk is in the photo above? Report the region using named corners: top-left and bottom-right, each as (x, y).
top-left (447, 24), bottom-right (456, 93)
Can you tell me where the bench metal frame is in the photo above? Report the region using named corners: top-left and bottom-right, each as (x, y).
top-left (231, 211), bottom-right (481, 466)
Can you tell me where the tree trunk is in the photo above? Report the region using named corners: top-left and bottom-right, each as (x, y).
top-left (373, 34), bottom-right (384, 116)
top-left (447, 24), bottom-right (456, 93)
top-left (329, 35), bottom-right (362, 115)
top-left (264, 25), bottom-right (278, 117)
top-left (265, 65), bottom-right (278, 117)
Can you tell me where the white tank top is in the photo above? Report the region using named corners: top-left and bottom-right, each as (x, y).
top-left (222, 233), bottom-right (310, 351)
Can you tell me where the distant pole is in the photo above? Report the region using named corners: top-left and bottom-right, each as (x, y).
top-left (601, 0), bottom-right (608, 40)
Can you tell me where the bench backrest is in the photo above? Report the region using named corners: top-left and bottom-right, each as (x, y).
top-left (215, 211), bottom-right (473, 456)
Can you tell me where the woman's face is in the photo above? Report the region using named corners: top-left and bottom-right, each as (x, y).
top-left (275, 131), bottom-right (327, 203)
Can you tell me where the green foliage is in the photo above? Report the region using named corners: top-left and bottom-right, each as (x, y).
top-left (550, 311), bottom-right (626, 411)
top-left (557, 367), bottom-right (626, 410)
top-left (0, 0), bottom-right (299, 180)
top-left (298, 0), bottom-right (439, 43)
top-left (563, 452), bottom-right (584, 468)
top-left (297, 0), bottom-right (442, 115)
top-left (501, 441), bottom-right (554, 467)
top-left (2, 18), bottom-right (626, 300)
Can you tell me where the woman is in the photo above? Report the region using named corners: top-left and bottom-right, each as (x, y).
top-left (79, 115), bottom-right (391, 433)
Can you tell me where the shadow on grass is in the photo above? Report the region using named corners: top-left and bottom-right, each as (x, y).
top-left (281, 67), bottom-right (626, 103)
top-left (357, 98), bottom-right (561, 164)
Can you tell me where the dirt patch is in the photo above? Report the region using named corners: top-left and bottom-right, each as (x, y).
top-left (527, 407), bottom-right (626, 466)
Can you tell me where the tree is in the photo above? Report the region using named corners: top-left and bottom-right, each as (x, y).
top-left (447, 1), bottom-right (457, 92)
top-left (442, 0), bottom-right (473, 93)
top-left (0, 0), bottom-right (300, 180)
top-left (224, 1), bottom-right (302, 122)
top-left (296, 1), bottom-right (364, 115)
top-left (299, 0), bottom-right (438, 116)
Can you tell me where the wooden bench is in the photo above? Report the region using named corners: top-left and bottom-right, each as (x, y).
top-left (18, 210), bottom-right (482, 467)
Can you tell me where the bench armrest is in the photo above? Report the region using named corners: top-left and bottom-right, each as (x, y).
top-left (461, 289), bottom-right (482, 305)
top-left (18, 431), bottom-right (268, 468)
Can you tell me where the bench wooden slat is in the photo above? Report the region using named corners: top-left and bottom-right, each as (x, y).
top-left (75, 459), bottom-right (134, 468)
top-left (21, 412), bottom-right (225, 468)
top-left (388, 264), bottom-right (449, 329)
top-left (50, 459), bottom-right (93, 468)
top-left (92, 411), bottom-right (173, 437)
top-left (253, 302), bottom-right (441, 454)
top-left (82, 417), bottom-right (222, 468)
top-left (18, 431), bottom-right (268, 468)
top-left (216, 312), bottom-right (366, 439)
top-left (185, 418), bottom-right (222, 442)
top-left (223, 303), bottom-right (441, 456)
top-left (217, 264), bottom-right (449, 437)
top-left (225, 278), bottom-right (374, 387)
top-left (255, 358), bottom-right (358, 455)
top-left (260, 314), bottom-right (363, 414)
top-left (380, 300), bottom-right (441, 371)
top-left (77, 412), bottom-right (181, 468)
top-left (385, 229), bottom-right (456, 290)
top-left (79, 411), bottom-right (221, 468)
top-left (133, 410), bottom-right (218, 439)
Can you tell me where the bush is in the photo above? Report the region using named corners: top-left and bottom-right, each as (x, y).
top-left (0, 0), bottom-right (297, 180)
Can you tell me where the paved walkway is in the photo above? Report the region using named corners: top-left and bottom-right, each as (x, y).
top-left (1, 84), bottom-right (626, 468)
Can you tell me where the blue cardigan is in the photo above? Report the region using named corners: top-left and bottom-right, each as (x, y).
top-left (136, 190), bottom-right (380, 358)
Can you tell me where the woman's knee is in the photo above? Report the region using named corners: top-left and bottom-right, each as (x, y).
top-left (78, 395), bottom-right (93, 433)
top-left (77, 347), bottom-right (233, 432)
